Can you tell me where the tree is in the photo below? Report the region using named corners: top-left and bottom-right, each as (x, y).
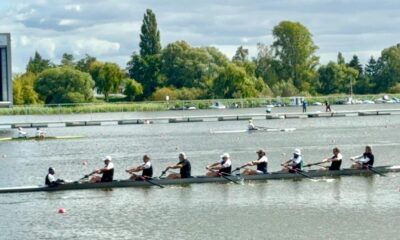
top-left (318, 61), bottom-right (358, 94)
top-left (254, 43), bottom-right (280, 88)
top-left (35, 67), bottom-right (94, 104)
top-left (90, 62), bottom-right (123, 101)
top-left (337, 52), bottom-right (345, 65)
top-left (124, 79), bottom-right (143, 101)
top-left (127, 9), bottom-right (162, 98)
top-left (76, 54), bottom-right (96, 72)
top-left (373, 44), bottom-right (400, 93)
top-left (13, 73), bottom-right (41, 105)
top-left (272, 21), bottom-right (319, 92)
top-left (348, 55), bottom-right (363, 74)
top-left (26, 51), bottom-right (54, 74)
top-left (232, 46), bottom-right (249, 62)
top-left (60, 53), bottom-right (75, 67)
top-left (140, 9), bottom-right (161, 57)
top-left (211, 63), bottom-right (259, 98)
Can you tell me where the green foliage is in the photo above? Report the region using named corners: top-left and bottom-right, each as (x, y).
top-left (271, 80), bottom-right (299, 97)
top-left (35, 67), bottom-right (95, 104)
top-left (347, 55), bottom-right (363, 74)
top-left (389, 83), bottom-right (400, 93)
top-left (140, 9), bottom-right (161, 57)
top-left (272, 21), bottom-right (319, 92)
top-left (76, 54), bottom-right (96, 73)
top-left (26, 51), bottom-right (54, 74)
top-left (150, 87), bottom-right (206, 101)
top-left (90, 62), bottom-right (123, 101)
top-left (124, 79), bottom-right (143, 101)
top-left (337, 52), bottom-right (345, 65)
top-left (373, 44), bottom-right (400, 93)
top-left (60, 53), bottom-right (75, 67)
top-left (12, 73), bottom-right (41, 105)
top-left (318, 61), bottom-right (359, 94)
top-left (151, 87), bottom-right (178, 101)
top-left (212, 63), bottom-right (259, 98)
top-left (232, 46), bottom-right (249, 62)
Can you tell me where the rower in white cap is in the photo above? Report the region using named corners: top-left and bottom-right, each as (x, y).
top-left (281, 148), bottom-right (304, 173)
top-left (206, 153), bottom-right (232, 176)
top-left (89, 156), bottom-right (114, 183)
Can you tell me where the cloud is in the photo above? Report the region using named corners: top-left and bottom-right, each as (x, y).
top-left (0, 0), bottom-right (400, 73)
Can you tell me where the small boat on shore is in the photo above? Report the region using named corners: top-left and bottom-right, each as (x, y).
top-left (0, 165), bottom-right (398, 194)
top-left (0, 136), bottom-right (84, 141)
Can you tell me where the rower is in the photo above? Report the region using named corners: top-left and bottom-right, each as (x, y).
top-left (350, 145), bottom-right (374, 169)
top-left (320, 147), bottom-right (342, 171)
top-left (35, 127), bottom-right (45, 139)
top-left (89, 156), bottom-right (114, 183)
top-left (241, 149), bottom-right (268, 175)
top-left (281, 148), bottom-right (303, 173)
top-left (248, 119), bottom-right (258, 131)
top-left (163, 152), bottom-right (191, 179)
top-left (206, 153), bottom-right (232, 177)
top-left (45, 167), bottom-right (65, 187)
top-left (17, 127), bottom-right (27, 138)
top-left (125, 155), bottom-right (153, 180)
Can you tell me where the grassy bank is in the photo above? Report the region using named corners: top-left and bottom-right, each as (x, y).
top-left (0, 94), bottom-right (398, 115)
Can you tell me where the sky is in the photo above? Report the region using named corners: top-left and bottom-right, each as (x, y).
top-left (1, 0), bottom-right (400, 73)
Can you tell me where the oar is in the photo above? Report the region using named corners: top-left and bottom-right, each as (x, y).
top-left (349, 159), bottom-right (386, 177)
top-left (75, 172), bottom-right (96, 183)
top-left (304, 161), bottom-right (325, 168)
top-left (140, 176), bottom-right (164, 188)
top-left (293, 169), bottom-right (316, 180)
top-left (232, 164), bottom-right (248, 174)
top-left (218, 172), bottom-right (241, 184)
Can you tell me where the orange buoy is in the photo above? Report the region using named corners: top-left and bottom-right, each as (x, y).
top-left (58, 208), bottom-right (66, 214)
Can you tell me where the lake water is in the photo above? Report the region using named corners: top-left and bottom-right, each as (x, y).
top-left (0, 106), bottom-right (400, 239)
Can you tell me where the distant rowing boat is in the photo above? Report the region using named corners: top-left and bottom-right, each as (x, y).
top-left (210, 128), bottom-right (296, 134)
top-left (0, 165), bottom-right (398, 194)
top-left (0, 136), bottom-right (84, 141)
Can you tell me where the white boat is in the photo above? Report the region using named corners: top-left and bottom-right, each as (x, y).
top-left (209, 102), bottom-right (226, 109)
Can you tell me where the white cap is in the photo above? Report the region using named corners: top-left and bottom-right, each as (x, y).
top-left (220, 153), bottom-right (230, 159)
top-left (293, 149), bottom-right (301, 156)
top-left (103, 156), bottom-right (112, 161)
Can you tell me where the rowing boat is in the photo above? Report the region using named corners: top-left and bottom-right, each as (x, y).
top-left (0, 136), bottom-right (84, 141)
top-left (0, 165), bottom-right (398, 194)
top-left (210, 128), bottom-right (296, 134)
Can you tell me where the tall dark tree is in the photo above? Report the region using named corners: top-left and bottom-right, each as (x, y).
top-left (139, 9), bottom-right (161, 57)
top-left (348, 55), bottom-right (363, 74)
top-left (60, 53), bottom-right (75, 67)
top-left (127, 9), bottom-right (162, 98)
top-left (76, 54), bottom-right (97, 73)
top-left (232, 46), bottom-right (249, 62)
top-left (337, 52), bottom-right (345, 65)
top-left (26, 51), bottom-right (54, 74)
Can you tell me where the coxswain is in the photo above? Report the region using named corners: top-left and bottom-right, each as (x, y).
top-left (45, 167), bottom-right (65, 186)
top-left (17, 127), bottom-right (27, 138)
top-left (125, 155), bottom-right (153, 180)
top-left (281, 148), bottom-right (303, 173)
top-left (351, 145), bottom-right (374, 169)
top-left (35, 127), bottom-right (45, 139)
top-left (320, 147), bottom-right (342, 170)
top-left (241, 149), bottom-right (268, 175)
top-left (248, 119), bottom-right (258, 131)
top-left (89, 156), bottom-right (114, 183)
top-left (163, 152), bottom-right (191, 179)
top-left (206, 153), bottom-right (232, 177)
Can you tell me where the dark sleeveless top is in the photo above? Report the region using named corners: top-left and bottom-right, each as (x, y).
top-left (329, 155), bottom-right (342, 171)
top-left (142, 163), bottom-right (153, 178)
top-left (101, 168), bottom-right (114, 182)
top-left (218, 160), bottom-right (232, 174)
top-left (179, 159), bottom-right (191, 178)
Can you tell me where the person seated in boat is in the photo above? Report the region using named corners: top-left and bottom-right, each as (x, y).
top-left (241, 149), bottom-right (268, 175)
top-left (206, 153), bottom-right (232, 177)
top-left (248, 119), bottom-right (259, 131)
top-left (45, 167), bottom-right (65, 187)
top-left (35, 127), bottom-right (45, 139)
top-left (350, 145), bottom-right (374, 169)
top-left (89, 156), bottom-right (114, 183)
top-left (320, 147), bottom-right (342, 171)
top-left (125, 155), bottom-right (153, 181)
top-left (163, 152), bottom-right (191, 179)
top-left (281, 149), bottom-right (303, 173)
top-left (17, 127), bottom-right (27, 138)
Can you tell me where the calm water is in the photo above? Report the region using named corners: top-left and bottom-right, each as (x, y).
top-left (1, 107), bottom-right (400, 240)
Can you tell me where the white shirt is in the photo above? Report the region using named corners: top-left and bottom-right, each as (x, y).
top-left (259, 156), bottom-right (268, 163)
top-left (105, 162), bottom-right (114, 169)
top-left (18, 129), bottom-right (27, 137)
top-left (142, 161), bottom-right (152, 169)
top-left (47, 173), bottom-right (56, 183)
top-left (218, 159), bottom-right (232, 168)
top-left (36, 129), bottom-right (45, 137)
top-left (354, 154), bottom-right (370, 163)
top-left (248, 123), bottom-right (256, 130)
top-left (291, 155), bottom-right (302, 164)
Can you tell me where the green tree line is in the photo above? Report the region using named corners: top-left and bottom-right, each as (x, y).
top-left (13, 9), bottom-right (400, 105)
